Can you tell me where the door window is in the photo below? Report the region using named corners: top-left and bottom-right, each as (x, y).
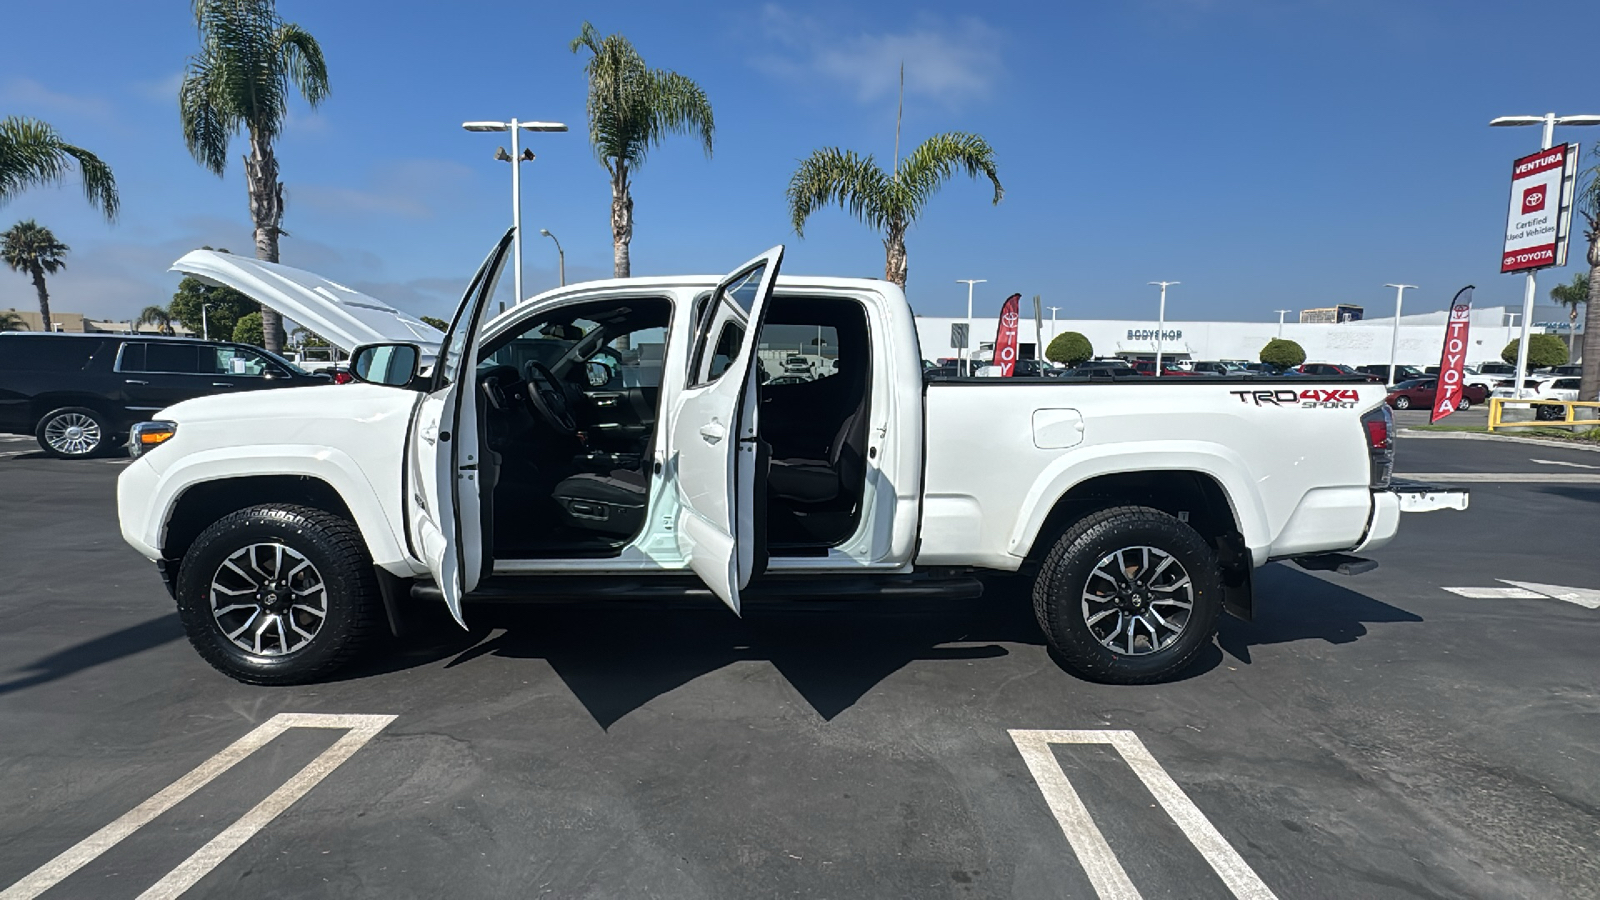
top-left (0, 336), bottom-right (105, 372)
top-left (209, 346), bottom-right (272, 377)
top-left (687, 264), bottom-right (766, 388)
top-left (120, 343), bottom-right (201, 374)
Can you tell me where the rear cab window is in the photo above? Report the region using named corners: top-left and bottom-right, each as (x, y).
top-left (0, 335), bottom-right (108, 372)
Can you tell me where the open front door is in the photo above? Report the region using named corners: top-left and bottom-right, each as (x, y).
top-left (407, 229), bottom-right (514, 627)
top-left (669, 246), bottom-right (785, 614)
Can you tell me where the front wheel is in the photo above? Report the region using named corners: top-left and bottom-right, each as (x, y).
top-left (1392, 395), bottom-right (1411, 410)
top-left (36, 407), bottom-right (110, 458)
top-left (175, 504), bottom-right (379, 685)
top-left (1456, 396), bottom-right (1471, 411)
top-left (1032, 506), bottom-right (1222, 684)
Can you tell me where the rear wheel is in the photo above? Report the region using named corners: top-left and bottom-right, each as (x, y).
top-left (175, 504), bottom-right (378, 685)
top-left (35, 407), bottom-right (109, 458)
top-left (1032, 506), bottom-right (1222, 684)
top-left (1457, 396), bottom-right (1471, 411)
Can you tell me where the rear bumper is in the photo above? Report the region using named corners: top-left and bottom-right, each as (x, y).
top-left (1355, 480), bottom-right (1469, 553)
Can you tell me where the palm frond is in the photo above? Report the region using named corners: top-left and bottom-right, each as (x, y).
top-left (276, 23), bottom-right (330, 106)
top-left (646, 70), bottom-right (714, 159)
top-left (1578, 145), bottom-right (1600, 236)
top-left (0, 220), bottom-right (70, 274)
top-left (571, 23), bottom-right (713, 173)
top-left (180, 61), bottom-right (232, 174)
top-left (785, 148), bottom-right (892, 236)
top-left (895, 131), bottom-right (1003, 224)
top-left (0, 117), bottom-right (119, 220)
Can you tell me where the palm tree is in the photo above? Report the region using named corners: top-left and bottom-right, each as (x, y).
top-left (571, 22), bottom-right (713, 278)
top-left (1, 220), bottom-right (69, 332)
top-left (1577, 146), bottom-right (1600, 402)
top-left (0, 310), bottom-right (26, 330)
top-left (0, 116), bottom-right (118, 219)
top-left (180, 0), bottom-right (330, 353)
top-left (135, 304), bottom-right (176, 335)
top-left (1549, 271), bottom-right (1588, 361)
top-left (787, 133), bottom-right (1002, 288)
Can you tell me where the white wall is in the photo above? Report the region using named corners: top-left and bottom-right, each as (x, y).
top-left (914, 308), bottom-right (1532, 367)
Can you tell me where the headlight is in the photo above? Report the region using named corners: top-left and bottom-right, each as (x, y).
top-left (129, 421), bottom-right (178, 458)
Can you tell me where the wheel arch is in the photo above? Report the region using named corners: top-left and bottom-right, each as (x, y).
top-left (30, 394), bottom-right (122, 429)
top-left (148, 448), bottom-right (414, 577)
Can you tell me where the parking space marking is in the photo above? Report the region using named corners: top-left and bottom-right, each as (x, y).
top-left (1443, 587), bottom-right (1547, 600)
top-left (1, 713), bottom-right (395, 900)
top-left (1530, 458), bottom-right (1600, 469)
top-left (1395, 471), bottom-right (1600, 483)
top-left (1444, 581), bottom-right (1600, 609)
top-left (1010, 729), bottom-right (1277, 900)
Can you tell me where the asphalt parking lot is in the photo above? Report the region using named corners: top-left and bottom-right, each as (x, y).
top-left (1, 431), bottom-right (1597, 899)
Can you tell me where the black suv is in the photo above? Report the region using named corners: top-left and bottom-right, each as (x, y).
top-left (0, 332), bottom-right (327, 458)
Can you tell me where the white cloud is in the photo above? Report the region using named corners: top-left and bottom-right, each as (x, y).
top-left (0, 78), bottom-right (117, 125)
top-left (754, 6), bottom-right (1004, 107)
top-left (129, 72), bottom-right (185, 105)
top-left (291, 159), bottom-right (476, 221)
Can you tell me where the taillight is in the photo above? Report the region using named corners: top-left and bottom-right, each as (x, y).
top-left (1360, 404), bottom-right (1393, 488)
top-left (333, 370), bottom-right (354, 384)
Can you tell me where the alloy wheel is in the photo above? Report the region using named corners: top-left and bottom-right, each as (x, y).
top-left (43, 413), bottom-right (101, 456)
top-left (209, 542), bottom-right (329, 656)
top-left (1081, 545), bottom-right (1195, 656)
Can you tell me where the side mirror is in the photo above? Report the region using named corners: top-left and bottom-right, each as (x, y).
top-left (350, 342), bottom-right (422, 387)
top-left (584, 360), bottom-right (615, 388)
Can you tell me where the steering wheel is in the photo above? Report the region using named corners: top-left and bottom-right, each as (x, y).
top-left (522, 361), bottom-right (578, 436)
top-left (477, 365), bottom-right (524, 411)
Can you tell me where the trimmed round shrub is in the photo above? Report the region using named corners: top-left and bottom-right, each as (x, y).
top-left (1260, 338), bottom-right (1306, 368)
top-left (1045, 331), bottom-right (1093, 366)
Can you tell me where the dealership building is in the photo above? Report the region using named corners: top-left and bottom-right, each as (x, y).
top-left (914, 304), bottom-right (1587, 368)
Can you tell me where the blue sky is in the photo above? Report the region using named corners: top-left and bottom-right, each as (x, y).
top-left (1, 0), bottom-right (1596, 327)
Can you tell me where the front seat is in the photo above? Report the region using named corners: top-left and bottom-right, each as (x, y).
top-left (552, 467), bottom-right (648, 537)
top-left (766, 359), bottom-right (868, 507)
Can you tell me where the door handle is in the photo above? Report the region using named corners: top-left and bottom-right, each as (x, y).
top-left (124, 379), bottom-right (148, 385)
top-left (699, 422), bottom-right (726, 444)
top-left (212, 382), bottom-right (235, 388)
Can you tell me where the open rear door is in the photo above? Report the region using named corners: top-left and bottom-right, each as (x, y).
top-left (407, 229), bottom-right (514, 627)
top-left (669, 247), bottom-right (784, 614)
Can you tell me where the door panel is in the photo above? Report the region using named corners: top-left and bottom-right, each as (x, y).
top-left (668, 246), bottom-right (784, 613)
top-left (407, 229), bottom-right (514, 626)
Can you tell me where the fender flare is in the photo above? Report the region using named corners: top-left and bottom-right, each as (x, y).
top-left (144, 444), bottom-right (417, 572)
top-left (1006, 441), bottom-right (1271, 564)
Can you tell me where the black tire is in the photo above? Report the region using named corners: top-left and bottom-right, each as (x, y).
top-left (175, 504), bottom-right (378, 685)
top-left (1457, 396), bottom-right (1471, 411)
top-left (1536, 404), bottom-right (1563, 421)
top-left (1032, 506), bottom-right (1222, 684)
top-left (1392, 395), bottom-right (1411, 410)
top-left (35, 406), bottom-right (110, 458)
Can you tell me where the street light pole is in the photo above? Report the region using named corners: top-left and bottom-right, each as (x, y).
top-left (201, 303), bottom-right (212, 342)
top-left (1148, 281), bottom-right (1179, 377)
top-left (957, 279), bottom-right (986, 376)
top-left (462, 119), bottom-right (568, 311)
top-left (1489, 111), bottom-right (1600, 397)
top-left (1275, 309), bottom-right (1290, 338)
top-left (1047, 306), bottom-right (1060, 345)
top-left (539, 229), bottom-right (565, 286)
top-left (1383, 284), bottom-right (1418, 386)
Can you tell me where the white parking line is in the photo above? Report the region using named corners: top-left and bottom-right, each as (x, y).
top-left (1010, 729), bottom-right (1277, 900)
top-left (0, 713), bottom-right (395, 900)
top-left (1443, 581), bottom-right (1600, 609)
top-left (1530, 458), bottom-right (1600, 469)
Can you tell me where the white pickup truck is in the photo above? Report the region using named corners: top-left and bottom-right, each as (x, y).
top-left (117, 231), bottom-right (1467, 687)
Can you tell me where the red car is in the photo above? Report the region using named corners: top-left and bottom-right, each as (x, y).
top-left (1296, 363), bottom-right (1384, 383)
top-left (1385, 377), bottom-right (1488, 411)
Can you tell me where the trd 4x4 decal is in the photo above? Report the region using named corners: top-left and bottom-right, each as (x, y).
top-left (1230, 388), bottom-right (1360, 409)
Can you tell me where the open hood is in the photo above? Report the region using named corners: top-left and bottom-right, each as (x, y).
top-left (170, 250), bottom-right (444, 357)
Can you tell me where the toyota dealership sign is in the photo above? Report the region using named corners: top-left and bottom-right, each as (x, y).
top-left (1501, 143), bottom-right (1579, 273)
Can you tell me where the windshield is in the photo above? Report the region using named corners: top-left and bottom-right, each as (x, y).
top-left (257, 347), bottom-right (311, 376)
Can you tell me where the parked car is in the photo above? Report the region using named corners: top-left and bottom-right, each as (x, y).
top-left (115, 234), bottom-right (1468, 687)
top-left (0, 332), bottom-right (328, 458)
top-left (1530, 377), bottom-right (1583, 419)
top-left (1191, 361), bottom-right (1246, 376)
top-left (1384, 378), bottom-right (1489, 411)
top-left (1131, 360), bottom-right (1201, 376)
top-left (1355, 364), bottom-right (1425, 382)
top-left (974, 358), bottom-right (1053, 377)
top-left (1296, 363), bottom-right (1383, 382)
top-left (1488, 377), bottom-right (1559, 399)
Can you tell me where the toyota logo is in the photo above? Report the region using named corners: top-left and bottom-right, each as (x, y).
top-left (1527, 190), bottom-right (1544, 205)
top-left (1002, 311), bottom-right (1019, 327)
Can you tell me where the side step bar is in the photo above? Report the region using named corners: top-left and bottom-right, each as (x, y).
top-left (411, 572), bottom-right (987, 605)
top-left (1292, 553), bottom-right (1379, 576)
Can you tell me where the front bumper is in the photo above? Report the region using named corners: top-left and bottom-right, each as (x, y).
top-left (116, 455), bottom-right (163, 561)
